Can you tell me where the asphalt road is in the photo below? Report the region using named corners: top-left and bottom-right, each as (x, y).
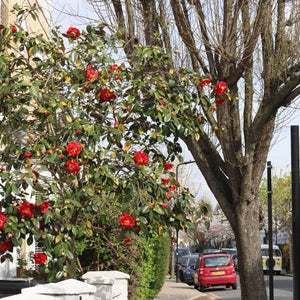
top-left (201, 274), bottom-right (293, 300)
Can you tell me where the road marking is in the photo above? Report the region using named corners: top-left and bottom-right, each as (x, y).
top-left (206, 292), bottom-right (221, 299)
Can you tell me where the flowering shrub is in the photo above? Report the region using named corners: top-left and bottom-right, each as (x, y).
top-left (0, 4), bottom-right (225, 282)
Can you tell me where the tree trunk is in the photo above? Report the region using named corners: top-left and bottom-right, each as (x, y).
top-left (232, 199), bottom-right (267, 300)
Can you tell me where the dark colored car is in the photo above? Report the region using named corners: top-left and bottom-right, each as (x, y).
top-left (174, 248), bottom-right (192, 274)
top-left (194, 253), bottom-right (237, 292)
top-left (221, 248), bottom-right (238, 271)
top-left (178, 254), bottom-right (199, 285)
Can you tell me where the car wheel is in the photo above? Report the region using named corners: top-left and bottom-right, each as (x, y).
top-left (200, 285), bottom-right (205, 292)
top-left (194, 284), bottom-right (198, 289)
top-left (226, 284), bottom-right (230, 288)
top-left (232, 282), bottom-right (237, 290)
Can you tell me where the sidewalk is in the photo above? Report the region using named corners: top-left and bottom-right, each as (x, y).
top-left (154, 279), bottom-right (209, 300)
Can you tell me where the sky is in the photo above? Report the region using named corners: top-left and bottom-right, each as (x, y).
top-left (49, 0), bottom-right (300, 207)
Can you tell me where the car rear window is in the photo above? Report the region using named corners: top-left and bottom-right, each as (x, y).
top-left (178, 249), bottom-right (191, 256)
top-left (204, 256), bottom-right (230, 267)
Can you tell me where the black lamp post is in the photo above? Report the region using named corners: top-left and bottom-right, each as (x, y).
top-left (175, 160), bottom-right (196, 283)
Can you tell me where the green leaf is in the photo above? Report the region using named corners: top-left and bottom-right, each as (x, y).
top-left (141, 205), bottom-right (150, 214)
top-left (164, 114), bottom-right (171, 122)
top-left (71, 50), bottom-right (78, 64)
top-left (139, 216), bottom-right (148, 225)
top-left (87, 25), bottom-right (92, 33)
top-left (154, 206), bottom-right (165, 215)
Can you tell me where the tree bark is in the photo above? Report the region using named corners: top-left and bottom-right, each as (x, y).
top-left (233, 199), bottom-right (267, 299)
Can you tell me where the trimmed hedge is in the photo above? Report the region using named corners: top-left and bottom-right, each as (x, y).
top-left (135, 234), bottom-right (170, 299)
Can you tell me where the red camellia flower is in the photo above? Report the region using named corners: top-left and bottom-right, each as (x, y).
top-left (161, 178), bottom-right (170, 185)
top-left (119, 213), bottom-right (136, 229)
top-left (45, 111), bottom-right (50, 116)
top-left (100, 89), bottom-right (115, 101)
top-left (0, 213), bottom-right (7, 230)
top-left (124, 236), bottom-right (133, 243)
top-left (11, 27), bottom-right (17, 33)
top-left (170, 184), bottom-right (177, 191)
top-left (163, 163), bottom-right (173, 170)
top-left (24, 152), bottom-right (33, 159)
top-left (214, 81), bottom-right (227, 96)
top-left (87, 69), bottom-right (101, 82)
top-left (166, 191), bottom-right (172, 200)
top-left (66, 161), bottom-right (79, 174)
top-left (114, 121), bottom-right (119, 127)
top-left (76, 130), bottom-right (81, 135)
top-left (162, 204), bottom-right (169, 208)
top-left (216, 98), bottom-right (226, 105)
top-left (66, 142), bottom-right (81, 157)
top-left (33, 253), bottom-right (47, 265)
top-left (60, 154), bottom-right (65, 159)
top-left (0, 241), bottom-right (11, 252)
top-left (19, 202), bottom-right (34, 218)
top-left (66, 27), bottom-right (80, 40)
top-left (32, 170), bottom-right (39, 180)
top-left (133, 151), bottom-right (149, 166)
top-left (199, 78), bottom-right (211, 87)
top-left (109, 64), bottom-right (120, 73)
top-left (35, 201), bottom-right (49, 214)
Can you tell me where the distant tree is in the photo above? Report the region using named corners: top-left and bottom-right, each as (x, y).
top-left (259, 171), bottom-right (292, 269)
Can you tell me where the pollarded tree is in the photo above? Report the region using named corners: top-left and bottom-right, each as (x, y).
top-left (81, 1), bottom-right (299, 299)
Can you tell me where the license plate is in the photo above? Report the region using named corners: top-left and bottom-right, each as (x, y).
top-left (212, 271), bottom-right (225, 275)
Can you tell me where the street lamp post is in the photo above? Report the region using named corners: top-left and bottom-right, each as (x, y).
top-left (175, 160), bottom-right (196, 283)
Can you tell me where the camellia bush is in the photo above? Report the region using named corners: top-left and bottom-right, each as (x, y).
top-left (0, 4), bottom-right (221, 282)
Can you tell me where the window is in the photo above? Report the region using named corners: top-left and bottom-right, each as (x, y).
top-left (204, 256), bottom-right (230, 268)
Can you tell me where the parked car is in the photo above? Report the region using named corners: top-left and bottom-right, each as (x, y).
top-left (231, 254), bottom-right (238, 271)
top-left (194, 253), bottom-right (237, 292)
top-left (178, 254), bottom-right (199, 285)
top-left (221, 248), bottom-right (238, 271)
top-left (174, 248), bottom-right (192, 274)
top-left (221, 248), bottom-right (237, 257)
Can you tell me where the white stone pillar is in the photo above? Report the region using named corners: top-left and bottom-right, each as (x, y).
top-left (83, 271), bottom-right (130, 300)
top-left (21, 278), bottom-right (96, 300)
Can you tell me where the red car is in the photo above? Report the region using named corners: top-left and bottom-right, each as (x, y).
top-left (194, 253), bottom-right (237, 292)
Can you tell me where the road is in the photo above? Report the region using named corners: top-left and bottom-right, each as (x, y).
top-left (202, 275), bottom-right (293, 300)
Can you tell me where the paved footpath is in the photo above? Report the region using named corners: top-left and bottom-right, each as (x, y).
top-left (154, 279), bottom-right (209, 300)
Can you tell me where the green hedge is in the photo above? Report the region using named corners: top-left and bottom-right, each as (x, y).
top-left (135, 234), bottom-right (170, 299)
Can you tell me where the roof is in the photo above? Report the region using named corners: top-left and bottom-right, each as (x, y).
top-left (202, 253), bottom-right (230, 258)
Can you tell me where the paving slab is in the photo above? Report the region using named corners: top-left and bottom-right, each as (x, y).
top-left (154, 279), bottom-right (208, 300)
